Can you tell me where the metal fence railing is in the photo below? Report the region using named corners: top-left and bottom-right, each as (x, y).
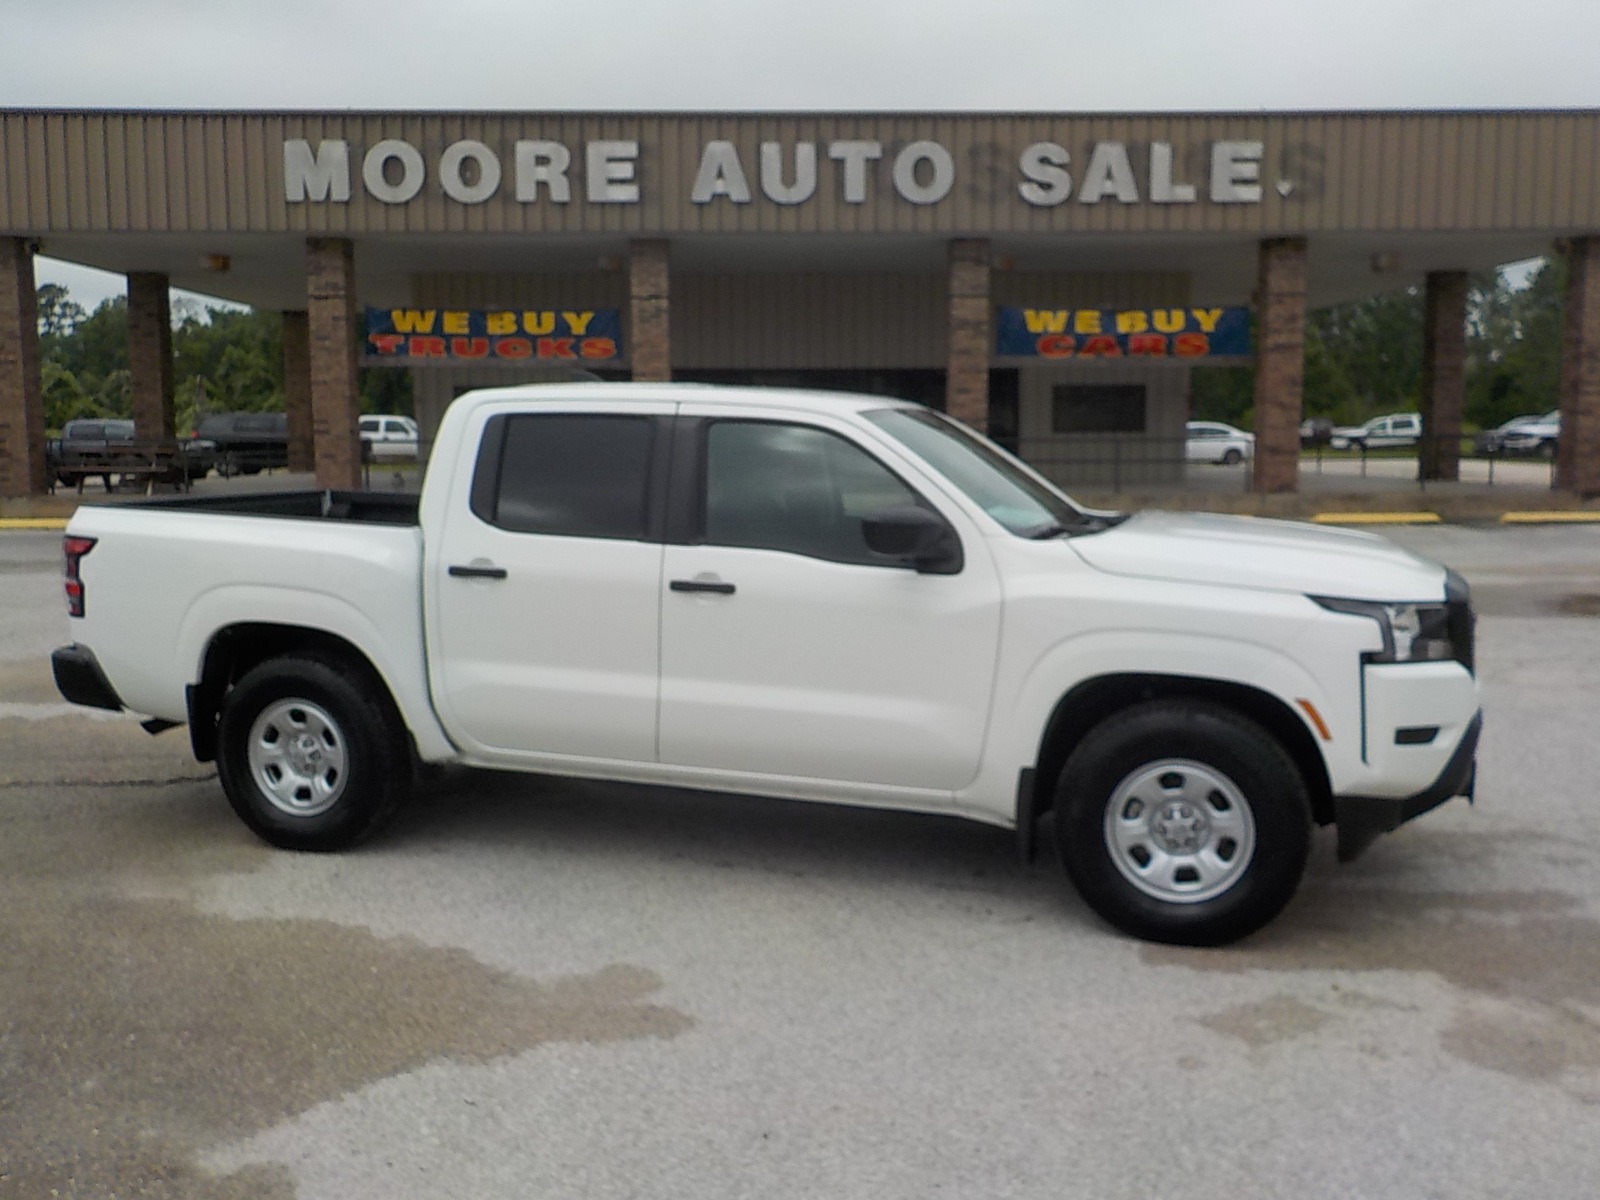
top-left (1022, 430), bottom-right (1561, 494)
top-left (1300, 431), bottom-right (1558, 490)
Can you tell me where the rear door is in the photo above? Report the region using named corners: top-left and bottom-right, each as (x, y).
top-left (429, 402), bottom-right (672, 764)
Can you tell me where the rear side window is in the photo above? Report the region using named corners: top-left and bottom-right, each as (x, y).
top-left (475, 413), bottom-right (654, 540)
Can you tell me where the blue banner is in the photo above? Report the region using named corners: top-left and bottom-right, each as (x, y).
top-left (995, 307), bottom-right (1251, 359)
top-left (364, 308), bottom-right (622, 362)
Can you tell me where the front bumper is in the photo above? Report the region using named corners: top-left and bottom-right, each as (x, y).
top-left (1334, 709), bottom-right (1481, 862)
top-left (52, 643), bottom-right (125, 712)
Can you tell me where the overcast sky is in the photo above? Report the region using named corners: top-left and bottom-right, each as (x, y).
top-left (10, 0), bottom-right (1594, 309)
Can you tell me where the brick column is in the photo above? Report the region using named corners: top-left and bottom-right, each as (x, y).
top-left (281, 310), bottom-right (314, 473)
top-left (1557, 237), bottom-right (1600, 497)
top-left (1251, 238), bottom-right (1308, 494)
top-left (1419, 271), bottom-right (1469, 482)
top-left (946, 239), bottom-right (991, 431)
top-left (306, 238), bottom-right (362, 490)
top-left (0, 238), bottom-right (47, 497)
top-left (127, 272), bottom-right (175, 440)
top-left (629, 239), bottom-right (670, 382)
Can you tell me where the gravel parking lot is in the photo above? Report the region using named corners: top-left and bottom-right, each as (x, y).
top-left (2, 522), bottom-right (1598, 1200)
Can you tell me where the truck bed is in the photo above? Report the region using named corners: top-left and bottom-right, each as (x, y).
top-left (109, 489), bottom-right (420, 525)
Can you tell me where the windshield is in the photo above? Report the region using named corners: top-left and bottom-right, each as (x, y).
top-left (864, 407), bottom-right (1094, 537)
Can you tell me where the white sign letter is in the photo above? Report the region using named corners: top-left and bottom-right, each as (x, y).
top-left (828, 140), bottom-right (883, 204)
top-left (587, 141), bottom-right (640, 204)
top-left (691, 141), bottom-right (753, 204)
top-left (1149, 142), bottom-right (1196, 204)
top-left (1210, 140), bottom-right (1264, 204)
top-left (892, 141), bottom-right (955, 205)
top-left (283, 139), bottom-right (351, 203)
top-left (515, 141), bottom-right (571, 202)
top-left (1078, 142), bottom-right (1139, 204)
top-left (1018, 142), bottom-right (1071, 206)
top-left (760, 142), bottom-right (817, 205)
top-left (362, 139), bottom-right (425, 204)
top-left (439, 140), bottom-right (502, 204)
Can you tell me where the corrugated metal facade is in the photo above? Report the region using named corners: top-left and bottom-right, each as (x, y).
top-left (5, 109), bottom-right (1600, 237)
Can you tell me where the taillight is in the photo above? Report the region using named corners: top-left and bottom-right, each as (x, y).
top-left (63, 535), bottom-right (96, 618)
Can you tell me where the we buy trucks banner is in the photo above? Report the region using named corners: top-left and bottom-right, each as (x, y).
top-left (364, 308), bottom-right (623, 363)
top-left (995, 306), bottom-right (1251, 359)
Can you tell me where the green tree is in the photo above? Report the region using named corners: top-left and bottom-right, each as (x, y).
top-left (40, 360), bottom-right (96, 428)
top-left (36, 283), bottom-right (86, 340)
top-left (1465, 258), bottom-right (1563, 429)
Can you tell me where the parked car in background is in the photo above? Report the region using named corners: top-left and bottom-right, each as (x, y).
top-left (1473, 412), bottom-right (1549, 455)
top-left (49, 419), bottom-right (213, 488)
top-left (196, 412), bottom-right (289, 476)
top-left (1185, 420), bottom-right (1255, 465)
top-left (1328, 412), bottom-right (1422, 451)
top-left (360, 414), bottom-right (420, 461)
top-left (50, 419), bottom-right (136, 487)
top-left (1299, 416), bottom-right (1335, 447)
top-left (1498, 410), bottom-right (1560, 457)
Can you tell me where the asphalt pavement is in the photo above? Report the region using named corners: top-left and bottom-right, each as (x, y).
top-left (1, 523), bottom-right (1598, 1200)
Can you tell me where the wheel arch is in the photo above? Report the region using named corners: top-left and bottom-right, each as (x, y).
top-left (1023, 673), bottom-right (1334, 852)
top-left (188, 623), bottom-right (407, 764)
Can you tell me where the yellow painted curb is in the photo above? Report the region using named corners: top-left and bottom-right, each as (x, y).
top-left (0, 518), bottom-right (68, 530)
top-left (1310, 512), bottom-right (1443, 525)
top-left (1499, 510), bottom-right (1600, 524)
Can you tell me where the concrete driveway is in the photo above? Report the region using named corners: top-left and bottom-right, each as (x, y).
top-left (1, 524), bottom-right (1597, 1200)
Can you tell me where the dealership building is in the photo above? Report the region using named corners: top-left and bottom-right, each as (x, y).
top-left (3, 107), bottom-right (1600, 496)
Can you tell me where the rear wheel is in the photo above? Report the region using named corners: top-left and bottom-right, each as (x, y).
top-left (1053, 700), bottom-right (1312, 946)
top-left (1220, 448), bottom-right (1244, 466)
top-left (216, 654), bottom-right (411, 851)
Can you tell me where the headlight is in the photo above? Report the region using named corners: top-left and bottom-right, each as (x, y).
top-left (1311, 596), bottom-right (1457, 663)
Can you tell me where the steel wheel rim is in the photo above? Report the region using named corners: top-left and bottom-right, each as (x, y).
top-left (247, 698), bottom-right (348, 818)
top-left (1103, 758), bottom-right (1257, 904)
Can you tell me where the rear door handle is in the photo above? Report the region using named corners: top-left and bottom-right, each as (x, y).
top-left (670, 579), bottom-right (736, 595)
top-left (448, 564), bottom-right (508, 580)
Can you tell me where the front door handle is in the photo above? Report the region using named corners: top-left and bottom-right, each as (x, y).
top-left (670, 578), bottom-right (736, 595)
top-left (448, 564), bottom-right (508, 580)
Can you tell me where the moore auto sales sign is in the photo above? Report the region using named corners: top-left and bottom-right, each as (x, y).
top-left (284, 135), bottom-right (1278, 210)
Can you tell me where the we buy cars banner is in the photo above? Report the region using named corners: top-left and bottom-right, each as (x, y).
top-left (364, 308), bottom-right (623, 363)
top-left (995, 306), bottom-right (1251, 359)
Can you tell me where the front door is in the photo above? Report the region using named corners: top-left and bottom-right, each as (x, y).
top-left (658, 412), bottom-right (1003, 794)
top-left (430, 406), bottom-right (669, 764)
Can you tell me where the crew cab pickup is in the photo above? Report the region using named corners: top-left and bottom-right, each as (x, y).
top-left (52, 384), bottom-right (1481, 945)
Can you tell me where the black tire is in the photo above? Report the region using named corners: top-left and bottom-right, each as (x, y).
top-left (216, 654), bottom-right (412, 851)
top-left (1053, 700), bottom-right (1311, 946)
top-left (1220, 448), bottom-right (1244, 466)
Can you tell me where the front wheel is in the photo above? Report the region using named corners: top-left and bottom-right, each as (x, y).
top-left (216, 654), bottom-right (412, 851)
top-left (1054, 700), bottom-right (1312, 946)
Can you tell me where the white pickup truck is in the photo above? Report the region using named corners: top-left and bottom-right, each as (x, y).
top-left (52, 384), bottom-right (1480, 945)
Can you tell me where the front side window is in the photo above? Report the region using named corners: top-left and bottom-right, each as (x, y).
top-left (702, 421), bottom-right (921, 566)
top-left (486, 413), bottom-right (654, 540)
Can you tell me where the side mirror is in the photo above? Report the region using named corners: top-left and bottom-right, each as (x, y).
top-left (862, 506), bottom-right (963, 575)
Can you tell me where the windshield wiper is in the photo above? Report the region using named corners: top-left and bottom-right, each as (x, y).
top-left (1023, 521), bottom-right (1074, 539)
top-left (1024, 511), bottom-right (1127, 539)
